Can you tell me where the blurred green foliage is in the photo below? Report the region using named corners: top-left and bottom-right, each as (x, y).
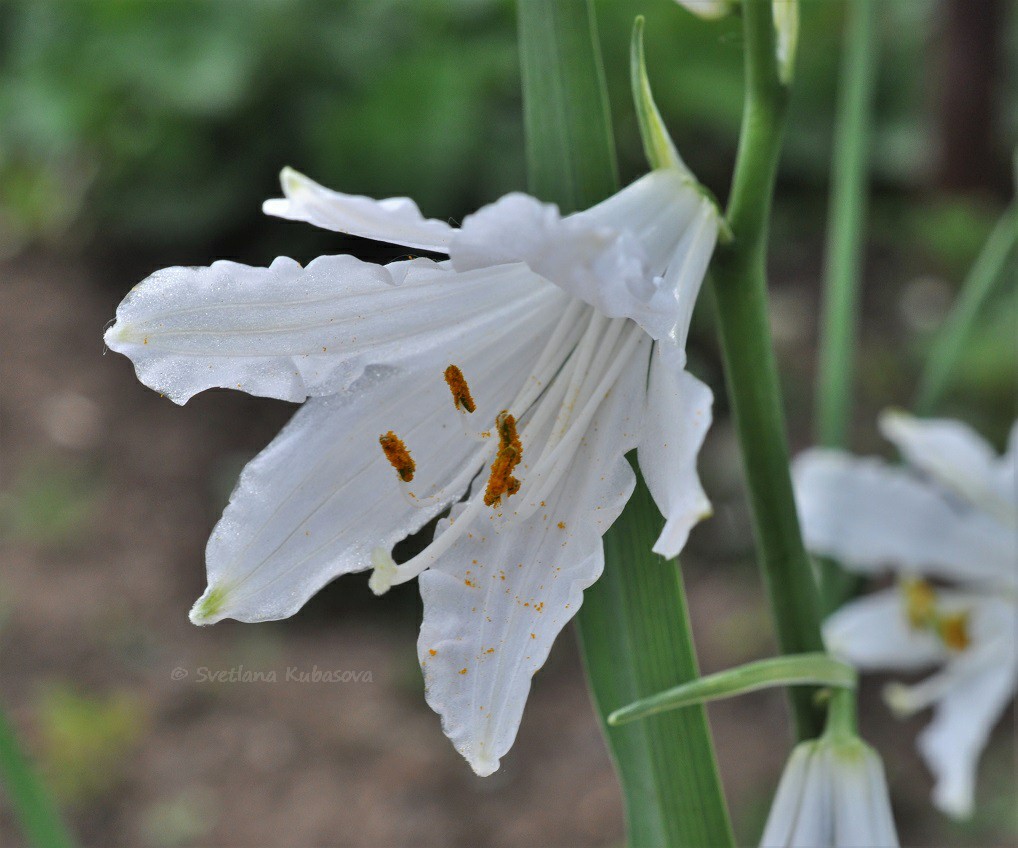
top-left (34, 684), bottom-right (147, 805)
top-left (0, 457), bottom-right (101, 547)
top-left (2, 0), bottom-right (1014, 258)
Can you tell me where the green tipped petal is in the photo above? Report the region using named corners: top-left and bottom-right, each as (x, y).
top-left (190, 584), bottom-right (230, 625)
top-left (607, 652), bottom-right (856, 726)
top-left (630, 17), bottom-right (687, 174)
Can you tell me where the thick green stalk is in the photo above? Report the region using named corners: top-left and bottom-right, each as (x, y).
top-left (915, 201), bottom-right (1018, 415)
top-left (815, 0), bottom-right (878, 448)
top-left (578, 476), bottom-right (734, 847)
top-left (0, 702), bottom-right (75, 848)
top-left (518, 2), bottom-right (733, 844)
top-left (710, 0), bottom-right (825, 741)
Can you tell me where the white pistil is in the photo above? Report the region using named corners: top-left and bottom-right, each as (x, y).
top-left (883, 657), bottom-right (985, 717)
top-left (371, 497), bottom-right (491, 593)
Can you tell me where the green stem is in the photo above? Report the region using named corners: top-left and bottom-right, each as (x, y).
top-left (816, 0), bottom-right (878, 448)
top-left (710, 0), bottom-right (825, 741)
top-left (0, 702), bottom-right (75, 848)
top-left (915, 201), bottom-right (1018, 415)
top-left (822, 687), bottom-right (858, 742)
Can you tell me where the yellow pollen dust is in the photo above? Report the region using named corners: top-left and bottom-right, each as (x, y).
top-left (444, 364), bottom-right (477, 413)
top-left (378, 431), bottom-right (415, 482)
top-left (484, 411), bottom-right (522, 507)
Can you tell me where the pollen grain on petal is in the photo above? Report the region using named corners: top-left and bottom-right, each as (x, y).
top-left (378, 430), bottom-right (415, 482)
top-left (484, 411), bottom-right (523, 507)
top-left (443, 364), bottom-right (477, 414)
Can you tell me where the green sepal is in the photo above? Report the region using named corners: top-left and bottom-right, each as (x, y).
top-left (630, 16), bottom-right (686, 174)
top-left (630, 17), bottom-right (732, 242)
top-left (609, 653), bottom-right (856, 726)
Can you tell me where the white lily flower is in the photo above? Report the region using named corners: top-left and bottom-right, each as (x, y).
top-left (104, 163), bottom-right (720, 776)
top-left (760, 735), bottom-right (899, 847)
top-left (794, 411), bottom-right (1018, 818)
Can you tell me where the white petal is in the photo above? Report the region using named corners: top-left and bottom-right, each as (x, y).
top-left (673, 0), bottom-right (733, 19)
top-left (637, 347), bottom-right (713, 557)
top-left (772, 0), bottom-right (799, 84)
top-left (787, 743), bottom-right (834, 846)
top-left (416, 337), bottom-right (649, 775)
top-left (879, 410), bottom-right (1012, 513)
top-left (650, 198), bottom-right (718, 352)
top-left (793, 449), bottom-right (1015, 586)
top-left (915, 599), bottom-right (1018, 818)
top-left (994, 421), bottom-right (1018, 502)
top-left (832, 741), bottom-right (899, 848)
top-left (760, 742), bottom-right (816, 847)
top-left (191, 294), bottom-right (568, 624)
top-left (822, 588), bottom-right (949, 671)
top-left (450, 169), bottom-right (718, 345)
top-left (262, 167), bottom-right (454, 252)
top-left (105, 257), bottom-right (558, 405)
top-left (862, 748), bottom-right (901, 847)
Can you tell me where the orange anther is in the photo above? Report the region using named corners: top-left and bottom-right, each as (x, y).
top-left (484, 411), bottom-right (522, 507)
top-left (444, 364), bottom-right (477, 414)
top-left (938, 612), bottom-right (972, 652)
top-left (378, 431), bottom-right (415, 482)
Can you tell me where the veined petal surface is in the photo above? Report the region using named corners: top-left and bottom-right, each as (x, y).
top-left (793, 449), bottom-right (1014, 586)
top-left (637, 347), bottom-right (713, 557)
top-left (416, 335), bottom-right (649, 775)
top-left (105, 257), bottom-right (555, 405)
top-left (192, 287), bottom-right (569, 624)
top-left (263, 167), bottom-right (455, 252)
top-left (879, 410), bottom-right (1016, 516)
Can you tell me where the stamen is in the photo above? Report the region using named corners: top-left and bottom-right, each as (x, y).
top-left (444, 364), bottom-right (477, 413)
top-left (484, 411), bottom-right (523, 507)
top-left (902, 578), bottom-right (937, 629)
top-left (937, 612), bottom-right (971, 652)
top-left (900, 577), bottom-right (972, 652)
top-left (378, 431), bottom-right (415, 482)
